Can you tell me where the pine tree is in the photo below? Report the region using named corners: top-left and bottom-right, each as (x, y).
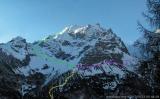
top-left (143, 0), bottom-right (160, 29)
top-left (137, 0), bottom-right (160, 95)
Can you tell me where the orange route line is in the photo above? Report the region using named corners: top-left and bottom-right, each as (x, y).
top-left (49, 71), bottom-right (76, 99)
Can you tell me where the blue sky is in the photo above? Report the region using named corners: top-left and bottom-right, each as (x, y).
top-left (0, 0), bottom-right (148, 44)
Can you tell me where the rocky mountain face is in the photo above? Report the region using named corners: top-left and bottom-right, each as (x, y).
top-left (0, 24), bottom-right (159, 99)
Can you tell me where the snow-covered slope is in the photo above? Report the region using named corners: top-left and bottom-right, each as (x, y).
top-left (0, 36), bottom-right (28, 61)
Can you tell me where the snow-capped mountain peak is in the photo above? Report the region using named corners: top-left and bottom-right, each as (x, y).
top-left (0, 36), bottom-right (28, 61)
top-left (9, 36), bottom-right (27, 43)
top-left (0, 24), bottom-right (139, 97)
top-left (60, 24), bottom-right (104, 34)
top-left (52, 24), bottom-right (107, 41)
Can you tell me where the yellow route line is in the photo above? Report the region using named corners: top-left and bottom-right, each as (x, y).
top-left (49, 71), bottom-right (76, 99)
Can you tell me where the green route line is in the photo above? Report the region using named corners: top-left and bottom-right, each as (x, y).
top-left (32, 44), bottom-right (75, 68)
top-left (49, 70), bottom-right (76, 99)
